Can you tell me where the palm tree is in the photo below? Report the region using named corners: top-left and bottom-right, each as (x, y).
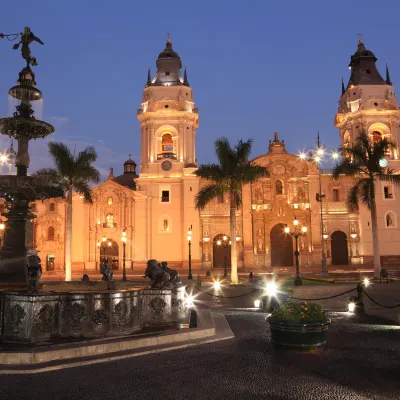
top-left (195, 137), bottom-right (268, 283)
top-left (332, 132), bottom-right (400, 278)
top-left (35, 142), bottom-right (100, 281)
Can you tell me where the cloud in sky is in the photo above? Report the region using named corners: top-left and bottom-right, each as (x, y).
top-left (48, 116), bottom-right (70, 125)
top-left (0, 132), bottom-right (139, 182)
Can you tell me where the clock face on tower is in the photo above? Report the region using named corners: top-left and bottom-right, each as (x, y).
top-left (161, 160), bottom-right (173, 171)
top-left (379, 158), bottom-right (388, 168)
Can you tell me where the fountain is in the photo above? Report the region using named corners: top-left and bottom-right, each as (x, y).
top-left (0, 27), bottom-right (63, 287)
top-left (0, 29), bottom-right (188, 346)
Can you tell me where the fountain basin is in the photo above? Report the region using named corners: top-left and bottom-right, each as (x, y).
top-left (0, 285), bottom-right (188, 344)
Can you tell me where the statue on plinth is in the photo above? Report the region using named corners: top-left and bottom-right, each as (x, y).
top-left (160, 261), bottom-right (180, 282)
top-left (144, 259), bottom-right (174, 289)
top-left (100, 259), bottom-right (114, 281)
top-left (27, 253), bottom-right (42, 293)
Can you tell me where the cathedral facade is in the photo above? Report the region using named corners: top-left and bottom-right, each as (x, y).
top-left (32, 38), bottom-right (400, 275)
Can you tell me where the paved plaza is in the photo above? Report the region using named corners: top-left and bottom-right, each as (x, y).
top-left (0, 282), bottom-right (399, 400)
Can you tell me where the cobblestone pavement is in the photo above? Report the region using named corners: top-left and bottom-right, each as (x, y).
top-left (190, 281), bottom-right (400, 324)
top-left (0, 310), bottom-right (399, 400)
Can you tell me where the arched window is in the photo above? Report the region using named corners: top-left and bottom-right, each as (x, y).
top-left (162, 133), bottom-right (174, 152)
top-left (106, 214), bottom-right (114, 228)
top-left (49, 203), bottom-right (55, 212)
top-left (276, 180), bottom-right (283, 195)
top-left (385, 212), bottom-right (396, 228)
top-left (107, 197), bottom-right (113, 205)
top-left (48, 226), bottom-right (55, 241)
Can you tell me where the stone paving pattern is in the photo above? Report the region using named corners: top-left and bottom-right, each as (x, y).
top-left (0, 310), bottom-right (399, 400)
top-left (0, 282), bottom-right (399, 399)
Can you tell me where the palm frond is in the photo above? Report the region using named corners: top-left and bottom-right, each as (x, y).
top-left (346, 178), bottom-right (372, 211)
top-left (74, 181), bottom-right (93, 203)
top-left (195, 183), bottom-right (224, 210)
top-left (332, 160), bottom-right (363, 179)
top-left (48, 142), bottom-right (74, 176)
top-left (347, 182), bottom-right (360, 212)
top-left (235, 163), bottom-right (269, 183)
top-left (34, 168), bottom-right (59, 178)
top-left (235, 139), bottom-right (253, 163)
top-left (194, 164), bottom-right (224, 181)
top-left (74, 165), bottom-right (101, 184)
top-left (75, 146), bottom-right (98, 168)
top-left (215, 137), bottom-right (236, 172)
top-left (378, 170), bottom-right (400, 186)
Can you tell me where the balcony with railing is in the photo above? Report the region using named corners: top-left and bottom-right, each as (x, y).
top-left (103, 223), bottom-right (117, 228)
top-left (157, 152), bottom-right (177, 160)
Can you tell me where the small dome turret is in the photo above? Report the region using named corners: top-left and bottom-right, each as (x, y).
top-left (346, 39), bottom-right (386, 89)
top-left (150, 37), bottom-right (184, 87)
top-left (114, 154), bottom-right (138, 190)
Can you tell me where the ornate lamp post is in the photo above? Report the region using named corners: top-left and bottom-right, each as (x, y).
top-left (187, 225), bottom-right (193, 280)
top-left (121, 228), bottom-right (127, 281)
top-left (299, 133), bottom-right (339, 277)
top-left (216, 235), bottom-right (230, 278)
top-left (285, 218), bottom-right (307, 286)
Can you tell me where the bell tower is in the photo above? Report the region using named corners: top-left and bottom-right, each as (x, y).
top-left (335, 38), bottom-right (400, 163)
top-left (137, 38), bottom-right (199, 177)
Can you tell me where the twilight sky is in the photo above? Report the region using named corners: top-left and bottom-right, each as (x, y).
top-left (0, 0), bottom-right (399, 180)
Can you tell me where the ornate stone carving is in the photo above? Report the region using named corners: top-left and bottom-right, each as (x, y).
top-left (92, 308), bottom-right (109, 325)
top-left (62, 302), bottom-right (85, 330)
top-left (272, 164), bottom-right (285, 176)
top-left (114, 301), bottom-right (129, 326)
top-left (9, 304), bottom-right (26, 334)
top-left (34, 304), bottom-right (53, 333)
top-left (149, 297), bottom-right (167, 321)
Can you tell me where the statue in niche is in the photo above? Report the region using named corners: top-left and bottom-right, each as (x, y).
top-left (204, 227), bottom-right (209, 237)
top-left (257, 226), bottom-right (263, 237)
top-left (386, 214), bottom-right (394, 227)
top-left (297, 187), bottom-right (305, 202)
top-left (257, 238), bottom-right (263, 251)
top-left (162, 218), bottom-right (169, 232)
top-left (255, 188), bottom-right (263, 202)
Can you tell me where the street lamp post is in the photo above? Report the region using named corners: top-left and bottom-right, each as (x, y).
top-left (187, 225), bottom-right (193, 280)
top-left (285, 218), bottom-right (308, 286)
top-left (121, 229), bottom-right (127, 281)
top-left (299, 133), bottom-right (339, 277)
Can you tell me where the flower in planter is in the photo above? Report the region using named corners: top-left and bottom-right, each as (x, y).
top-left (271, 301), bottom-right (326, 322)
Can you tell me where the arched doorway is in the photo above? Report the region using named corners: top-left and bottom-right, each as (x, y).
top-left (270, 223), bottom-right (294, 266)
top-left (331, 231), bottom-right (348, 265)
top-left (104, 239), bottom-right (119, 270)
top-left (212, 234), bottom-right (231, 269)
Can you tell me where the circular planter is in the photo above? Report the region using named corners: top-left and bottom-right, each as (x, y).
top-left (267, 316), bottom-right (331, 348)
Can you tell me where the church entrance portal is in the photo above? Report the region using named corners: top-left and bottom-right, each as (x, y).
top-left (103, 239), bottom-right (119, 270)
top-left (331, 231), bottom-right (348, 265)
top-left (270, 223), bottom-right (294, 266)
top-left (212, 234), bottom-right (231, 270)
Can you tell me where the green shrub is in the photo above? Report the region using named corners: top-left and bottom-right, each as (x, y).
top-left (271, 301), bottom-right (326, 322)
